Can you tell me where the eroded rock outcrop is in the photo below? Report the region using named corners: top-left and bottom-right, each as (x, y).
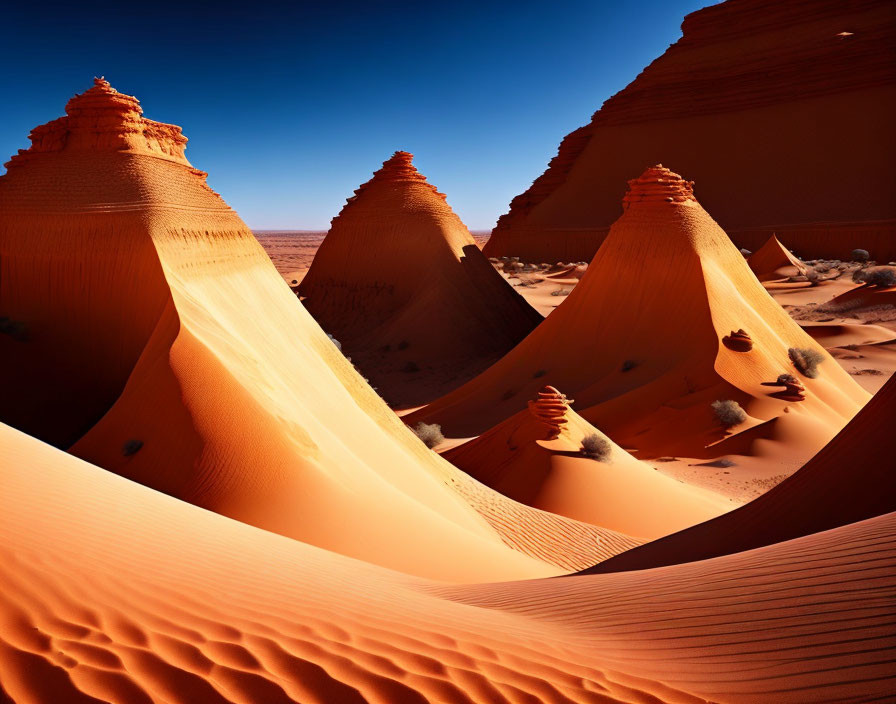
top-left (484, 0), bottom-right (896, 262)
top-left (722, 329), bottom-right (754, 352)
top-left (527, 386), bottom-right (573, 440)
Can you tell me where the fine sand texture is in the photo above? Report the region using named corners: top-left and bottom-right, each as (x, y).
top-left (443, 385), bottom-right (732, 540)
top-left (2, 421), bottom-right (894, 704)
top-left (0, 80), bottom-right (631, 582)
top-left (483, 0), bottom-right (896, 263)
top-left (298, 151), bottom-right (542, 407)
top-left (410, 167), bottom-right (869, 474)
top-left (588, 372), bottom-right (896, 574)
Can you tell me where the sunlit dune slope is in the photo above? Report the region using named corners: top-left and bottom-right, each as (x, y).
top-left (587, 373), bottom-right (896, 574)
top-left (0, 80), bottom-right (625, 581)
top-left (410, 166), bottom-right (868, 466)
top-left (443, 385), bottom-right (731, 539)
top-left (298, 151), bottom-right (542, 406)
top-left (1, 422), bottom-right (893, 704)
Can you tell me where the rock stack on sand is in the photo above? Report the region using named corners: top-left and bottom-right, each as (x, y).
top-left (443, 385), bottom-right (731, 539)
top-left (299, 151), bottom-right (542, 406)
top-left (483, 0), bottom-right (896, 263)
top-left (410, 166), bottom-right (869, 467)
top-left (747, 234), bottom-right (808, 281)
top-left (0, 80), bottom-right (631, 581)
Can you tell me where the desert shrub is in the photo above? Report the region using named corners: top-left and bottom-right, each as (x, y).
top-left (862, 267), bottom-right (896, 288)
top-left (776, 373), bottom-right (798, 385)
top-left (621, 359), bottom-right (637, 372)
top-left (550, 288), bottom-right (571, 296)
top-left (412, 422), bottom-right (444, 449)
top-left (122, 439), bottom-right (143, 456)
top-left (581, 433), bottom-right (612, 461)
top-left (402, 361), bottom-right (420, 373)
top-left (711, 399), bottom-right (747, 428)
top-left (851, 248), bottom-right (870, 262)
top-left (788, 347), bottom-right (825, 378)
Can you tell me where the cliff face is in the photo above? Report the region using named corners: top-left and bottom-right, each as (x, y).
top-left (484, 0), bottom-right (896, 262)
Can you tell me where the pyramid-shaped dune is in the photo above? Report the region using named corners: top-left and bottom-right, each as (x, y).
top-left (1, 420), bottom-right (892, 703)
top-left (298, 151), bottom-right (542, 406)
top-left (483, 0), bottom-right (896, 263)
top-left (0, 80), bottom-right (628, 581)
top-left (410, 166), bottom-right (869, 466)
top-left (747, 234), bottom-right (807, 281)
top-left (589, 373), bottom-right (896, 574)
top-left (443, 386), bottom-right (731, 539)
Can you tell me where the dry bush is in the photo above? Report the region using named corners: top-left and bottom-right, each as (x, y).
top-left (412, 422), bottom-right (444, 449)
top-left (711, 399), bottom-right (747, 428)
top-left (789, 347), bottom-right (825, 378)
top-left (581, 433), bottom-right (612, 462)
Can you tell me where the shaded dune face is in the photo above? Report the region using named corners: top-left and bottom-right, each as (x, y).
top-left (1, 422), bottom-right (893, 704)
top-left (410, 166), bottom-right (868, 465)
top-left (587, 372), bottom-right (896, 574)
top-left (299, 151), bottom-right (541, 406)
top-left (1, 81), bottom-right (635, 582)
top-left (484, 0), bottom-right (896, 263)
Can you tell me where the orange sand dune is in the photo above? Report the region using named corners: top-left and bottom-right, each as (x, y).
top-left (443, 386), bottom-right (731, 539)
top-left (588, 372), bottom-right (896, 574)
top-left (483, 0), bottom-right (896, 263)
top-left (748, 234), bottom-right (807, 281)
top-left (299, 151), bottom-right (542, 406)
top-left (0, 80), bottom-right (626, 581)
top-left (826, 280), bottom-right (896, 311)
top-left (1, 422), bottom-right (893, 703)
top-left (411, 167), bottom-right (869, 468)
top-left (800, 321), bottom-right (896, 348)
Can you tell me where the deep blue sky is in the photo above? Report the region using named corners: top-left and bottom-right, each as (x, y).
top-left (2, 0), bottom-right (714, 229)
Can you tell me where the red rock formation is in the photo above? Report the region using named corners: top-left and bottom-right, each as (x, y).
top-left (484, 0), bottom-right (896, 263)
top-left (410, 166), bottom-right (868, 466)
top-left (526, 385), bottom-right (573, 439)
top-left (299, 151), bottom-right (542, 407)
top-left (761, 373), bottom-right (807, 402)
top-left (722, 329), bottom-right (754, 352)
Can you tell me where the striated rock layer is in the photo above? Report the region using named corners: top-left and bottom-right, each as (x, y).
top-left (1, 421), bottom-right (893, 703)
top-left (0, 80), bottom-right (626, 581)
top-left (484, 0), bottom-right (896, 262)
top-left (299, 151), bottom-right (542, 407)
top-left (410, 166), bottom-right (869, 468)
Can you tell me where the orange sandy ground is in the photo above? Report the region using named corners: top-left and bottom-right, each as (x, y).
top-left (260, 233), bottom-right (895, 505)
top-left (2, 422), bottom-right (894, 704)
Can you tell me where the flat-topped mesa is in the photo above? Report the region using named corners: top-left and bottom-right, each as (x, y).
top-left (527, 386), bottom-right (574, 440)
top-left (622, 165), bottom-right (696, 209)
top-left (6, 77), bottom-right (192, 169)
top-left (338, 150), bottom-right (446, 217)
